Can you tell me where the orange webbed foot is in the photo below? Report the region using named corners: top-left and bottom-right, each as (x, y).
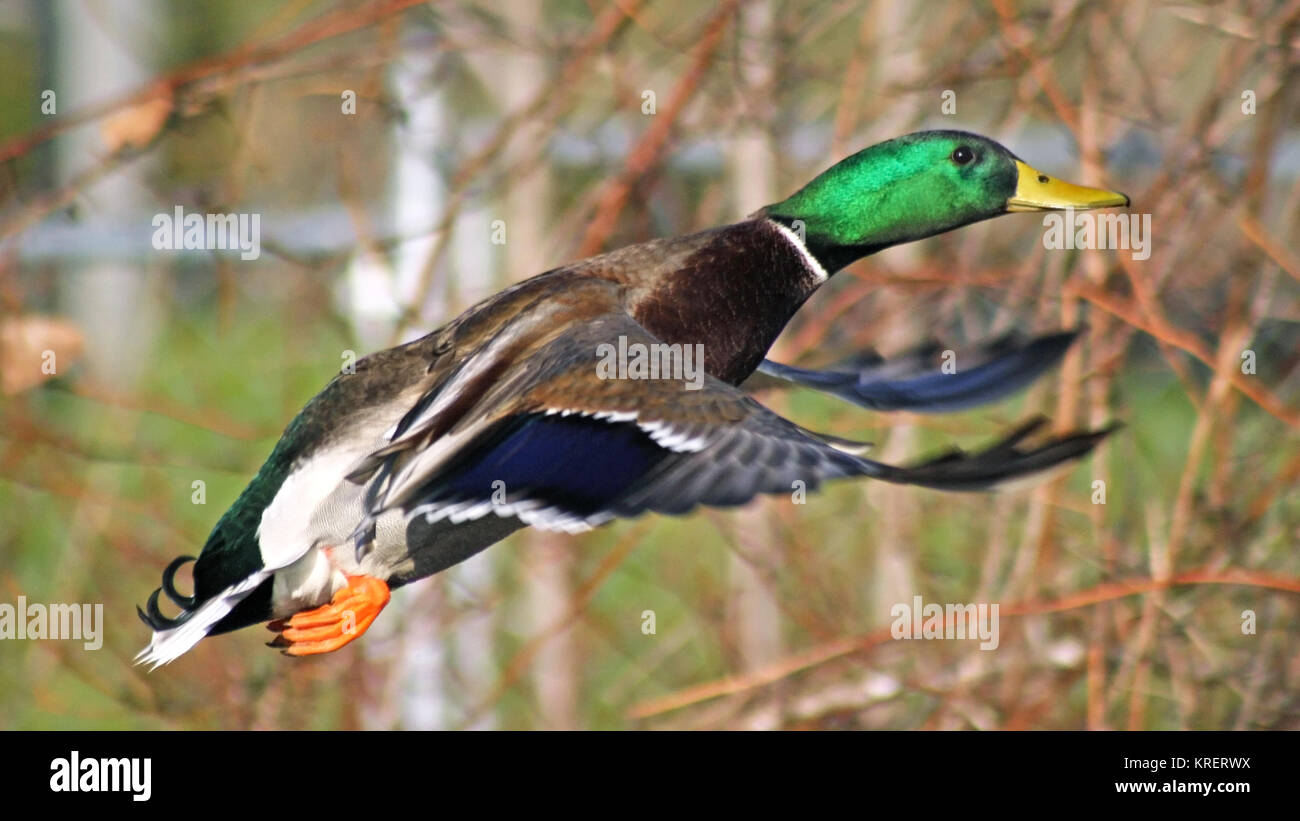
top-left (267, 575), bottom-right (390, 656)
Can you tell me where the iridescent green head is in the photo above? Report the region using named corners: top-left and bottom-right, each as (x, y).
top-left (762, 130), bottom-right (1129, 271)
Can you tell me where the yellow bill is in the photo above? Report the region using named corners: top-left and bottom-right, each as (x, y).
top-left (1006, 160), bottom-right (1130, 212)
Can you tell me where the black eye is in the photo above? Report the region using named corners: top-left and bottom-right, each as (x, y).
top-left (951, 146), bottom-right (974, 165)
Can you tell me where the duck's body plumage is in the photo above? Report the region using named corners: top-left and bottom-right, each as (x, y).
top-left (137, 130), bottom-right (1130, 668)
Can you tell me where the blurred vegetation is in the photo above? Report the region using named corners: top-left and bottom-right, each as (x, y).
top-left (0, 0), bottom-right (1297, 729)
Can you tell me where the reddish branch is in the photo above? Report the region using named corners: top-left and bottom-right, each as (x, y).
top-left (628, 568), bottom-right (1300, 720)
top-left (575, 1), bottom-right (739, 257)
top-left (0, 0), bottom-right (430, 166)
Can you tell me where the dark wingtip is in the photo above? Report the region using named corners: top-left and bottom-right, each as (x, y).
top-left (1034, 329), bottom-right (1083, 356)
top-left (759, 329), bottom-right (1093, 414)
top-left (1094, 419), bottom-right (1125, 439)
top-left (998, 414), bottom-right (1051, 445)
top-left (881, 415), bottom-right (1122, 492)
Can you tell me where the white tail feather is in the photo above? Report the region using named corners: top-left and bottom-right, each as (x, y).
top-left (134, 572), bottom-right (269, 671)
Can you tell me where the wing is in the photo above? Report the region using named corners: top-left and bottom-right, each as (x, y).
top-left (754, 330), bottom-right (1079, 413)
top-left (348, 314), bottom-right (1114, 541)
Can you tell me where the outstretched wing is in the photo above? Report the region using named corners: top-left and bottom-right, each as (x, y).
top-left (755, 330), bottom-right (1079, 412)
top-left (349, 314), bottom-right (1114, 538)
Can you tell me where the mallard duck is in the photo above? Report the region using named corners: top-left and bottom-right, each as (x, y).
top-left (136, 130), bottom-right (1128, 668)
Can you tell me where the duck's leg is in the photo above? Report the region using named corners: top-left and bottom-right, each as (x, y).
top-left (267, 575), bottom-right (391, 656)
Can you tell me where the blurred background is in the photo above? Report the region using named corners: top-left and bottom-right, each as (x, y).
top-left (0, 0), bottom-right (1297, 729)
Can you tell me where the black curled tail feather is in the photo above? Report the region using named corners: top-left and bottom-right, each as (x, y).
top-left (136, 555), bottom-right (198, 631)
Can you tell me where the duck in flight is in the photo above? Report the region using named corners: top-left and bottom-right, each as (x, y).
top-left (136, 130), bottom-right (1129, 668)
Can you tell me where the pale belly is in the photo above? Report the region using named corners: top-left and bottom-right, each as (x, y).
top-left (269, 502), bottom-right (525, 618)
